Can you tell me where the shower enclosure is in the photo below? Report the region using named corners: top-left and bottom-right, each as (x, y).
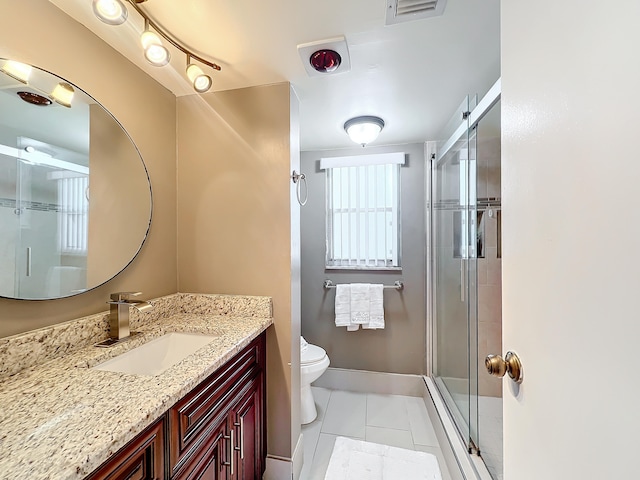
top-left (429, 82), bottom-right (502, 479)
top-left (0, 149), bottom-right (88, 299)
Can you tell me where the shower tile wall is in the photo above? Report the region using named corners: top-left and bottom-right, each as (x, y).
top-left (477, 137), bottom-right (502, 398)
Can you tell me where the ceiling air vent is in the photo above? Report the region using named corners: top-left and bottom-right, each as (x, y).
top-left (385, 0), bottom-right (447, 25)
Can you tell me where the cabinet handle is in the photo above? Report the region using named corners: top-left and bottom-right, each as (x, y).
top-left (234, 420), bottom-right (243, 459)
top-left (222, 430), bottom-right (234, 475)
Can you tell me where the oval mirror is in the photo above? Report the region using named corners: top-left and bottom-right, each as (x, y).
top-left (0, 59), bottom-right (151, 300)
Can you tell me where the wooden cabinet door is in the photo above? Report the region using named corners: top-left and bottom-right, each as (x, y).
top-left (174, 421), bottom-right (228, 480)
top-left (231, 376), bottom-right (264, 480)
top-left (169, 333), bottom-right (265, 477)
top-left (86, 419), bottom-right (165, 480)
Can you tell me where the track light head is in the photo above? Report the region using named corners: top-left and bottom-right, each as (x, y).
top-left (141, 29), bottom-right (170, 67)
top-left (92, 0), bottom-right (128, 25)
top-left (186, 63), bottom-right (212, 93)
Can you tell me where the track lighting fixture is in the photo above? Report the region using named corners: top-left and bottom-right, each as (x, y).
top-left (91, 0), bottom-right (221, 92)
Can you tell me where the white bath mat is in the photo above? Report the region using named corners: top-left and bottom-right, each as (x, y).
top-left (324, 437), bottom-right (443, 480)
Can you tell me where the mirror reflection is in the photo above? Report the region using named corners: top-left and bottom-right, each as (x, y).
top-left (0, 59), bottom-right (152, 300)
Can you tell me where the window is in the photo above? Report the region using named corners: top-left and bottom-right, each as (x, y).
top-left (57, 174), bottom-right (89, 255)
top-left (321, 152), bottom-right (404, 269)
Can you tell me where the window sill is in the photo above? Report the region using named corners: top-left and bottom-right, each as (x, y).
top-left (325, 266), bottom-right (402, 272)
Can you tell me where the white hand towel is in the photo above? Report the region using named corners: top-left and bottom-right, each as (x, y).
top-left (335, 284), bottom-right (351, 327)
top-left (364, 284), bottom-right (385, 330)
top-left (350, 283), bottom-right (371, 324)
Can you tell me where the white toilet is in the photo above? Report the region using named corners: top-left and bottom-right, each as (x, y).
top-left (300, 337), bottom-right (330, 424)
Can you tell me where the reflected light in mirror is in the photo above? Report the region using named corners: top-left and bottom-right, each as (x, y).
top-left (92, 0), bottom-right (128, 26)
top-left (51, 82), bottom-right (75, 108)
top-left (1, 60), bottom-right (32, 84)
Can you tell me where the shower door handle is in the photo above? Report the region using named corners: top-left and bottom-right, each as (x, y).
top-left (26, 247), bottom-right (31, 277)
top-left (485, 351), bottom-right (523, 384)
top-left (460, 258), bottom-right (466, 302)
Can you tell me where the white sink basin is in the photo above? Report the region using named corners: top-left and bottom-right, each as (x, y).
top-left (92, 332), bottom-right (218, 376)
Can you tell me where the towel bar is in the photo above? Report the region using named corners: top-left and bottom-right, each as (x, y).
top-left (323, 280), bottom-right (403, 290)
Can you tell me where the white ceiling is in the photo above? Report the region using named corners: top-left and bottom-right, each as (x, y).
top-left (49, 0), bottom-right (500, 151)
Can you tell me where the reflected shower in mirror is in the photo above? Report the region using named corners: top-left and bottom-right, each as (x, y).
top-left (0, 59), bottom-right (152, 300)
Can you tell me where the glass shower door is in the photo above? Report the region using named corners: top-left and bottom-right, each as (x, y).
top-left (431, 95), bottom-right (479, 451)
top-left (0, 152), bottom-right (20, 297)
top-left (13, 158), bottom-right (58, 298)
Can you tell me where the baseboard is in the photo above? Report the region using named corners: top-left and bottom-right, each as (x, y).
top-left (312, 367), bottom-right (424, 396)
top-left (263, 455), bottom-right (293, 480)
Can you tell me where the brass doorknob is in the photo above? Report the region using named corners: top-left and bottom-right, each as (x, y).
top-left (485, 351), bottom-right (523, 384)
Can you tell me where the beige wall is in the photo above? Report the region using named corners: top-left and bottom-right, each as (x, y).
top-left (88, 105), bottom-right (152, 287)
top-left (176, 83), bottom-right (298, 460)
top-left (0, 0), bottom-right (177, 336)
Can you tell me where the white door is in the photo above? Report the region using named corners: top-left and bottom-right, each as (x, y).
top-left (501, 2), bottom-right (640, 479)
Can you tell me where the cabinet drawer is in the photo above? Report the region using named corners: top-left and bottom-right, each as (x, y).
top-left (169, 334), bottom-right (265, 475)
top-left (86, 419), bottom-right (165, 480)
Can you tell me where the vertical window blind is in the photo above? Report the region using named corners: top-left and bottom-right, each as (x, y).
top-left (57, 175), bottom-right (89, 255)
top-left (321, 152), bottom-right (404, 269)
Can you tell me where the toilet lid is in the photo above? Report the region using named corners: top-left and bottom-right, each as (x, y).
top-left (301, 344), bottom-right (326, 364)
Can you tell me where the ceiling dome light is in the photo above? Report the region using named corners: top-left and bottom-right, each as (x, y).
top-left (186, 63), bottom-right (212, 93)
top-left (1, 60), bottom-right (32, 84)
top-left (141, 29), bottom-right (170, 66)
top-left (51, 82), bottom-right (75, 108)
top-left (92, 0), bottom-right (128, 25)
top-left (344, 116), bottom-right (385, 147)
top-left (310, 49), bottom-right (341, 73)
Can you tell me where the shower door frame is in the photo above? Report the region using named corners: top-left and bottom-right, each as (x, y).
top-left (426, 78), bottom-right (501, 475)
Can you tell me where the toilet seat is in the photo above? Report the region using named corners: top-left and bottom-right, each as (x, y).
top-left (301, 344), bottom-right (326, 365)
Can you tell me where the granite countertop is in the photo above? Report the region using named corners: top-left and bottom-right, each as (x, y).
top-left (0, 293), bottom-right (273, 480)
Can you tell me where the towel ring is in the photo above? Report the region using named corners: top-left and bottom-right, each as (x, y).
top-left (292, 170), bottom-right (308, 206)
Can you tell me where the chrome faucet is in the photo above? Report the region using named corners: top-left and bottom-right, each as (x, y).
top-left (107, 292), bottom-right (153, 341)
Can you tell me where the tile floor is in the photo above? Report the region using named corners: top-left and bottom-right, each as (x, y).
top-left (300, 387), bottom-right (454, 480)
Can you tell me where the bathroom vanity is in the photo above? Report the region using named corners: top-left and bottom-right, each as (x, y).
top-left (88, 333), bottom-right (265, 480)
top-left (0, 293), bottom-right (272, 480)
